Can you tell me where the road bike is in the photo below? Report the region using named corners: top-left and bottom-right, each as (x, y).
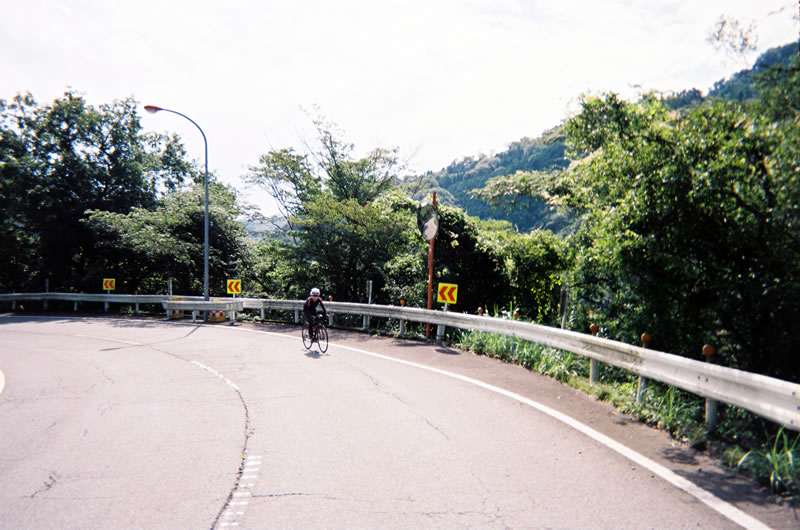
top-left (302, 315), bottom-right (329, 353)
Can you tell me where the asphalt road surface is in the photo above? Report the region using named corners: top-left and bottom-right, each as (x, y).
top-left (0, 315), bottom-right (797, 529)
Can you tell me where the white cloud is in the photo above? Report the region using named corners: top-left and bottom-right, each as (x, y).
top-left (2, 0), bottom-right (797, 216)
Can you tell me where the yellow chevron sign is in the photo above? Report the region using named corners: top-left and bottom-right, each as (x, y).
top-left (227, 279), bottom-right (242, 294)
top-left (437, 283), bottom-right (458, 304)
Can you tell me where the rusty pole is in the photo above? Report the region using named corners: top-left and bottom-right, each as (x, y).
top-left (425, 192), bottom-right (437, 339)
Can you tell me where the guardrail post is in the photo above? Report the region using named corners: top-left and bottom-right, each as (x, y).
top-left (11, 300), bottom-right (16, 311)
top-left (703, 344), bottom-right (718, 431)
top-left (399, 299), bottom-right (406, 335)
top-left (589, 324), bottom-right (599, 383)
top-left (636, 376), bottom-right (647, 404)
top-left (43, 279), bottom-right (49, 310)
top-left (328, 296), bottom-right (334, 327)
top-left (363, 280), bottom-right (373, 331)
top-left (437, 304), bottom-right (448, 341)
top-left (294, 309), bottom-right (299, 324)
top-left (636, 333), bottom-right (651, 404)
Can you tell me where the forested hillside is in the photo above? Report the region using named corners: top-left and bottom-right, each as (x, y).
top-left (406, 126), bottom-right (571, 233)
top-left (411, 42), bottom-right (798, 232)
top-left (474, 41), bottom-right (800, 383)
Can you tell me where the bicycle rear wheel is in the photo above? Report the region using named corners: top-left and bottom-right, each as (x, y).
top-left (317, 325), bottom-right (329, 353)
top-left (302, 326), bottom-right (313, 349)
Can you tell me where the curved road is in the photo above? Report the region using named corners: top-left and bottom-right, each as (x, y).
top-left (0, 315), bottom-right (795, 528)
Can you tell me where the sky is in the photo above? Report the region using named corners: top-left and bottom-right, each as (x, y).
top-left (2, 1), bottom-right (798, 218)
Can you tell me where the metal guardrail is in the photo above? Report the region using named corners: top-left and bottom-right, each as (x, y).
top-left (161, 300), bottom-right (244, 323)
top-left (0, 292), bottom-right (180, 304)
top-left (2, 292), bottom-right (799, 430)
top-left (162, 300), bottom-right (244, 311)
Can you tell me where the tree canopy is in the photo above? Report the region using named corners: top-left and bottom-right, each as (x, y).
top-left (474, 55), bottom-right (800, 381)
top-left (0, 91), bottom-right (249, 296)
top-left (246, 119), bottom-right (569, 323)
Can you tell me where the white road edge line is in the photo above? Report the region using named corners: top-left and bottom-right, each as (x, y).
top-left (73, 334), bottom-right (143, 346)
top-left (0, 368), bottom-right (5, 396)
top-left (236, 326), bottom-right (770, 530)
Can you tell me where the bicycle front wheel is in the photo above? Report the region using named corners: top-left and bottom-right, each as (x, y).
top-left (317, 325), bottom-right (329, 353)
top-left (302, 326), bottom-right (313, 349)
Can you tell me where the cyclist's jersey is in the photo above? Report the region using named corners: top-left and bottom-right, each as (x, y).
top-left (303, 296), bottom-right (327, 320)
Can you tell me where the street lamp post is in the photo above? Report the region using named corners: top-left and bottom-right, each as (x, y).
top-left (144, 105), bottom-right (210, 303)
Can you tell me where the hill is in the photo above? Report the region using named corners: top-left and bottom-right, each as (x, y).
top-left (405, 126), bottom-right (571, 233)
top-left (406, 42), bottom-right (797, 232)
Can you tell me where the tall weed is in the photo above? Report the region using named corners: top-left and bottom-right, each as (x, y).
top-left (738, 428), bottom-right (800, 498)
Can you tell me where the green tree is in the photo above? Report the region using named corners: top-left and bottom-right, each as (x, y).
top-left (504, 230), bottom-right (570, 324)
top-left (291, 194), bottom-right (409, 303)
top-left (247, 114), bottom-right (570, 317)
top-left (312, 115), bottom-right (400, 205)
top-left (429, 205), bottom-right (507, 313)
top-left (245, 114), bottom-right (401, 230)
top-left (243, 148), bottom-right (319, 236)
top-left (247, 115), bottom-right (409, 302)
top-left (85, 181), bottom-right (250, 296)
top-left (475, 61), bottom-right (800, 382)
top-left (0, 91), bottom-right (189, 292)
top-left (249, 238), bottom-right (302, 299)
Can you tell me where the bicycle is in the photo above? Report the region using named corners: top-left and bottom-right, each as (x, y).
top-left (302, 315), bottom-right (329, 353)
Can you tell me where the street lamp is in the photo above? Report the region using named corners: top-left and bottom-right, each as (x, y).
top-left (144, 105), bottom-right (210, 303)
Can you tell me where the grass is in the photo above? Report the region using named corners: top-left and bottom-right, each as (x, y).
top-left (737, 427), bottom-right (800, 500)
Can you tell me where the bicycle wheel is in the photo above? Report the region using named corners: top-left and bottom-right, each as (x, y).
top-left (317, 325), bottom-right (329, 353)
top-left (302, 325), bottom-right (313, 349)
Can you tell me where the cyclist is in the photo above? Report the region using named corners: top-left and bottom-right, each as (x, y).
top-left (303, 287), bottom-right (328, 338)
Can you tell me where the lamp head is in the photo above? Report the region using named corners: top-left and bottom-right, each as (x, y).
top-left (144, 105), bottom-right (162, 114)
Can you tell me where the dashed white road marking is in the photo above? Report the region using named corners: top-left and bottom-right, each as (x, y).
top-left (191, 360), bottom-right (240, 391)
top-left (217, 454), bottom-right (263, 528)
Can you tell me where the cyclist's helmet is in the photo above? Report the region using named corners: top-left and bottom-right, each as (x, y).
top-left (310, 287), bottom-right (321, 296)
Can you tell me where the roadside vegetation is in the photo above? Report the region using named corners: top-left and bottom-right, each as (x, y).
top-left (1, 16), bottom-right (797, 504)
top-left (448, 309), bottom-right (800, 503)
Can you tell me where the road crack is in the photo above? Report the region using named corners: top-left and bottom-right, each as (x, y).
top-left (252, 492), bottom-right (318, 498)
top-left (31, 472), bottom-right (58, 498)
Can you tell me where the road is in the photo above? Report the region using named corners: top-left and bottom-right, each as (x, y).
top-left (0, 315), bottom-right (796, 528)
